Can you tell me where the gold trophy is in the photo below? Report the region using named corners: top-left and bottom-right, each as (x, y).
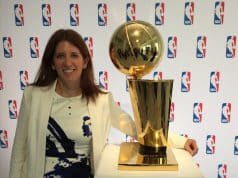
top-left (109, 20), bottom-right (178, 171)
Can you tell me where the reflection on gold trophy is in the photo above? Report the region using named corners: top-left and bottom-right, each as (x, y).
top-left (109, 20), bottom-right (178, 171)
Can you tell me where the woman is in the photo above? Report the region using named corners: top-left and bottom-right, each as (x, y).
top-left (9, 29), bottom-right (198, 178)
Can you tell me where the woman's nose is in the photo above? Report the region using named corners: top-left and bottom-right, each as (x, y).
top-left (63, 56), bottom-right (72, 66)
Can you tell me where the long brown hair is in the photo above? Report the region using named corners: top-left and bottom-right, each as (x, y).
top-left (32, 29), bottom-right (105, 102)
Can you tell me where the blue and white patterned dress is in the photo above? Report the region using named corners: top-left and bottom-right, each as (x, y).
top-left (44, 92), bottom-right (93, 178)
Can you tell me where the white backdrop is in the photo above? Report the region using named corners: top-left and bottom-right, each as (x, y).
top-left (0, 1), bottom-right (238, 178)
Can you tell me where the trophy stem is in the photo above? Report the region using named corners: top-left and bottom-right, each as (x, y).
top-left (128, 79), bottom-right (173, 155)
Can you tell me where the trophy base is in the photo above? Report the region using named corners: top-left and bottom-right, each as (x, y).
top-left (118, 142), bottom-right (178, 171)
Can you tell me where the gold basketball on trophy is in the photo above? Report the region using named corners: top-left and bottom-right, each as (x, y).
top-left (109, 20), bottom-right (164, 79)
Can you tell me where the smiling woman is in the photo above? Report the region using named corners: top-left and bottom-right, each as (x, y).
top-left (9, 29), bottom-right (198, 178)
top-left (52, 41), bottom-right (88, 97)
top-left (31, 29), bottom-right (103, 102)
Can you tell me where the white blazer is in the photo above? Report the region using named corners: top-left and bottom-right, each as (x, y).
top-left (9, 80), bottom-right (186, 178)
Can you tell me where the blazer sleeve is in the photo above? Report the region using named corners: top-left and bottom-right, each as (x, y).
top-left (107, 92), bottom-right (137, 138)
top-left (168, 132), bottom-right (187, 149)
top-left (9, 87), bottom-right (31, 178)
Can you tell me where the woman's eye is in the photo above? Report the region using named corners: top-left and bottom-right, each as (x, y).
top-left (55, 54), bottom-right (65, 59)
top-left (71, 52), bottom-right (82, 58)
top-left (72, 54), bottom-right (79, 58)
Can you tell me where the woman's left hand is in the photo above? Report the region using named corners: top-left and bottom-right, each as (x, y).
top-left (184, 139), bottom-right (198, 156)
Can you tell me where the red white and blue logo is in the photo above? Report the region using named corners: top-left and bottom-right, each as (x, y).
top-left (196, 36), bottom-right (206, 58)
top-left (221, 103), bottom-right (231, 123)
top-left (70, 4), bottom-right (79, 26)
top-left (19, 70), bottom-right (29, 90)
top-left (155, 2), bottom-right (164, 25)
top-left (181, 71), bottom-right (191, 92)
top-left (226, 35), bottom-right (236, 58)
top-left (193, 102), bottom-right (202, 123)
top-left (14, 4), bottom-right (24, 26)
top-left (0, 130), bottom-right (8, 148)
top-left (169, 102), bottom-right (175, 122)
top-left (214, 1), bottom-right (225, 25)
top-left (30, 37), bottom-right (40, 58)
top-left (209, 71), bottom-right (220, 92)
top-left (3, 37), bottom-right (13, 58)
top-left (126, 3), bottom-right (136, 21)
top-left (218, 164), bottom-right (227, 178)
top-left (84, 37), bottom-right (93, 58)
top-left (153, 71), bottom-right (163, 80)
top-left (184, 1), bottom-right (194, 25)
top-left (234, 136), bottom-right (238, 155)
top-left (99, 71), bottom-right (108, 90)
top-left (8, 100), bottom-right (18, 119)
top-left (98, 3), bottom-right (107, 26)
top-left (206, 135), bottom-right (216, 154)
top-left (42, 4), bottom-right (51, 26)
top-left (0, 70), bottom-right (3, 90)
top-left (167, 36), bottom-right (177, 58)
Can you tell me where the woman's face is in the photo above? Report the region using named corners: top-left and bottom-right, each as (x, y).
top-left (52, 41), bottom-right (88, 87)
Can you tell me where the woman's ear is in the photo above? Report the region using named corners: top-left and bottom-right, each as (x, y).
top-left (83, 58), bottom-right (89, 69)
top-left (52, 65), bottom-right (55, 70)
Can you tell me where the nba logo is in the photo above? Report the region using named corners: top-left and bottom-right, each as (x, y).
top-left (0, 130), bottom-right (8, 148)
top-left (214, 1), bottom-right (225, 25)
top-left (209, 71), bottom-right (220, 92)
top-left (206, 135), bottom-right (215, 154)
top-left (234, 136), bottom-right (238, 155)
top-left (0, 70), bottom-right (3, 90)
top-left (98, 3), bottom-right (107, 26)
top-left (14, 4), bottom-right (24, 26)
top-left (167, 36), bottom-right (177, 58)
top-left (196, 36), bottom-right (206, 58)
top-left (19, 70), bottom-right (29, 90)
top-left (70, 4), bottom-right (79, 26)
top-left (84, 37), bottom-right (93, 58)
top-left (8, 100), bottom-right (18, 119)
top-left (3, 37), bottom-right (13, 58)
top-left (99, 71), bottom-right (108, 90)
top-left (42, 4), bottom-right (51, 26)
top-left (181, 71), bottom-right (191, 92)
top-left (153, 71), bottom-right (162, 80)
top-left (155, 2), bottom-right (164, 25)
top-left (221, 103), bottom-right (231, 123)
top-left (184, 1), bottom-right (194, 25)
top-left (169, 102), bottom-right (175, 122)
top-left (218, 164), bottom-right (227, 178)
top-left (193, 102), bottom-right (202, 123)
top-left (226, 35), bottom-right (236, 58)
top-left (30, 37), bottom-right (40, 58)
top-left (126, 3), bottom-right (136, 21)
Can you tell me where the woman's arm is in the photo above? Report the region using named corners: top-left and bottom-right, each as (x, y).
top-left (107, 92), bottom-right (137, 138)
top-left (168, 132), bottom-right (198, 156)
top-left (107, 92), bottom-right (198, 156)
